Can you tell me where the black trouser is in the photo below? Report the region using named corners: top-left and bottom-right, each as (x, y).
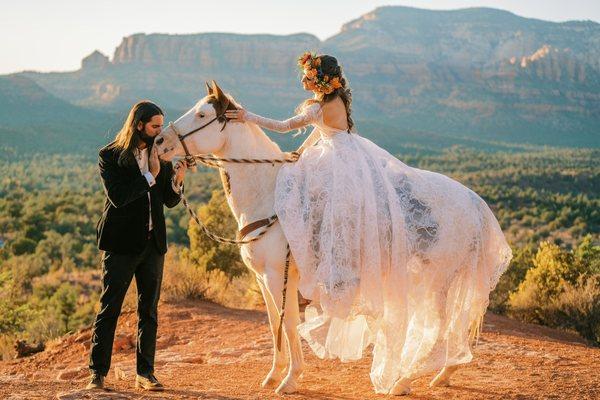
top-left (89, 231), bottom-right (164, 377)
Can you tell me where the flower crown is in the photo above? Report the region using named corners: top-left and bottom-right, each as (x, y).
top-left (297, 52), bottom-right (343, 95)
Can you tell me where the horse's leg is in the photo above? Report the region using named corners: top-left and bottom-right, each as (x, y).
top-left (256, 277), bottom-right (287, 388)
top-left (274, 263), bottom-right (304, 395)
top-left (429, 364), bottom-right (459, 387)
top-left (390, 377), bottom-right (412, 396)
top-left (429, 277), bottom-right (469, 388)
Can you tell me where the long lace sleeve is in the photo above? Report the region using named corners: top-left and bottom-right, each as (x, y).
top-left (245, 103), bottom-right (321, 134)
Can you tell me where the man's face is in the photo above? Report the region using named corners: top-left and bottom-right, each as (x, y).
top-left (138, 114), bottom-right (164, 137)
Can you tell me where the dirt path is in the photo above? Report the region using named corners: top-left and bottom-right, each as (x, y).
top-left (1, 299), bottom-right (598, 399)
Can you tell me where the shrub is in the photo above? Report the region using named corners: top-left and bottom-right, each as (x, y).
top-left (9, 237), bottom-right (36, 255)
top-left (508, 237), bottom-right (600, 343)
top-left (549, 275), bottom-right (600, 343)
top-left (186, 190), bottom-right (246, 278)
top-left (489, 243), bottom-right (534, 312)
top-left (162, 246), bottom-right (262, 309)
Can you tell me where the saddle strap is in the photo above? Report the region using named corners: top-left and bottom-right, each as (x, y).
top-left (237, 215), bottom-right (278, 240)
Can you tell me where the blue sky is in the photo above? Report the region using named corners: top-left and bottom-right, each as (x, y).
top-left (1, 0), bottom-right (597, 74)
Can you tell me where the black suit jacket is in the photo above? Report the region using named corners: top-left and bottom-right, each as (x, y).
top-left (96, 143), bottom-right (181, 255)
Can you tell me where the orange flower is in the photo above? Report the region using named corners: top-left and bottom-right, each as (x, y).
top-left (299, 52), bottom-right (311, 64)
top-left (305, 68), bottom-right (318, 79)
top-left (330, 77), bottom-right (342, 89)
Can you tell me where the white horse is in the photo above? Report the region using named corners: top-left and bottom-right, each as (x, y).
top-left (154, 81), bottom-right (459, 395)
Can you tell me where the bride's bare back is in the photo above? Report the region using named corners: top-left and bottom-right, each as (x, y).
top-left (321, 96), bottom-right (349, 131)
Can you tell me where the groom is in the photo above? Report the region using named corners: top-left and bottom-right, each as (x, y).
top-left (86, 101), bottom-right (186, 391)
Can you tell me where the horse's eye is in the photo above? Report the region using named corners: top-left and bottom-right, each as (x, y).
top-left (197, 112), bottom-right (205, 118)
top-left (156, 137), bottom-right (164, 145)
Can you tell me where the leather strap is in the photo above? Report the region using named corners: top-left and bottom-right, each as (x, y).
top-left (238, 215), bottom-right (277, 240)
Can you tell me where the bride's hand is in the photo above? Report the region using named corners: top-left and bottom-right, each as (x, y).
top-left (225, 108), bottom-right (247, 123)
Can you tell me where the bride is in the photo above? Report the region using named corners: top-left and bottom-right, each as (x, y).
top-left (225, 52), bottom-right (513, 395)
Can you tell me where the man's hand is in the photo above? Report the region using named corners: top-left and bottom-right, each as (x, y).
top-left (149, 145), bottom-right (161, 178)
top-left (173, 159), bottom-right (188, 186)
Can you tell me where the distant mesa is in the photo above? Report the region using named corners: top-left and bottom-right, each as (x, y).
top-left (4, 5), bottom-right (599, 150)
top-left (81, 50), bottom-right (110, 70)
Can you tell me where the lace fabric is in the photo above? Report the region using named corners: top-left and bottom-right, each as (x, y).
top-left (245, 103), bottom-right (322, 134)
top-left (273, 130), bottom-right (513, 393)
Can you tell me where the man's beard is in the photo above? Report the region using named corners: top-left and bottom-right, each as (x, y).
top-left (137, 130), bottom-right (155, 146)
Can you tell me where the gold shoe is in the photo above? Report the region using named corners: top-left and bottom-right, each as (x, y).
top-left (85, 373), bottom-right (105, 390)
top-left (135, 373), bottom-right (164, 391)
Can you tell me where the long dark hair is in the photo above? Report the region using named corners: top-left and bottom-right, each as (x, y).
top-left (297, 54), bottom-right (354, 133)
top-left (109, 101), bottom-right (163, 166)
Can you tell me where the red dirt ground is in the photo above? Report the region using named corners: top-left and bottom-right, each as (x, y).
top-left (0, 299), bottom-right (598, 399)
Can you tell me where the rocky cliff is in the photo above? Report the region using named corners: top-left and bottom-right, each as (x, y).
top-left (12, 6), bottom-right (600, 148)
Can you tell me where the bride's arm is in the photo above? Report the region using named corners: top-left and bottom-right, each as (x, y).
top-left (225, 104), bottom-right (320, 134)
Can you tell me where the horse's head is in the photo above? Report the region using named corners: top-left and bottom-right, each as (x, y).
top-left (155, 80), bottom-right (238, 162)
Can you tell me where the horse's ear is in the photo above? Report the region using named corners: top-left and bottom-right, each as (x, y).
top-left (211, 80), bottom-right (230, 111)
top-left (205, 81), bottom-right (213, 95)
top-left (211, 80), bottom-right (225, 100)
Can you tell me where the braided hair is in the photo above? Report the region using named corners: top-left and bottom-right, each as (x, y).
top-left (298, 54), bottom-right (354, 133)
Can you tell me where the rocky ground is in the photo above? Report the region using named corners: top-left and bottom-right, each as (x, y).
top-left (0, 299), bottom-right (598, 400)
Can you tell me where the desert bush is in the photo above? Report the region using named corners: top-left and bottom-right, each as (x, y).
top-left (548, 275), bottom-right (600, 343)
top-left (0, 333), bottom-right (17, 360)
top-left (508, 236), bottom-right (600, 343)
top-left (162, 246), bottom-right (262, 309)
top-left (186, 190), bottom-right (246, 278)
top-left (489, 243), bottom-right (534, 312)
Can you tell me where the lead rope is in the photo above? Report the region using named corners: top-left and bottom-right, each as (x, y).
top-left (276, 244), bottom-right (291, 351)
top-left (173, 180), bottom-right (278, 245)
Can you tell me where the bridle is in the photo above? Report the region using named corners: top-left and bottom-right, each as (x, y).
top-left (165, 108), bottom-right (229, 167)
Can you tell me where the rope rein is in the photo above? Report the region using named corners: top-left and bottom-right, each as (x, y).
top-left (173, 151), bottom-right (299, 245)
top-left (177, 183), bottom-right (279, 245)
top-left (184, 152), bottom-right (300, 169)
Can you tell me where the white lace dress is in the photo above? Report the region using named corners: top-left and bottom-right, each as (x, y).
top-left (244, 103), bottom-right (513, 393)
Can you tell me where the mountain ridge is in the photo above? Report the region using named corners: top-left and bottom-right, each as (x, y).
top-left (3, 5), bottom-right (599, 152)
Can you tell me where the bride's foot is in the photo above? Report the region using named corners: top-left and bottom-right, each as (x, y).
top-left (390, 377), bottom-right (412, 396)
top-left (429, 365), bottom-right (459, 388)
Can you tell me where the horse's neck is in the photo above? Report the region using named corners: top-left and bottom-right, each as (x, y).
top-left (213, 124), bottom-right (284, 228)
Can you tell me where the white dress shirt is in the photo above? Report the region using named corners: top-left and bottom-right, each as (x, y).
top-left (135, 147), bottom-right (155, 232)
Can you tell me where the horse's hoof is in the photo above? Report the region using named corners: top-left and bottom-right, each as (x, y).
top-left (275, 378), bottom-right (297, 395)
top-left (390, 378), bottom-right (412, 396)
top-left (261, 374), bottom-right (282, 389)
top-left (429, 365), bottom-right (458, 388)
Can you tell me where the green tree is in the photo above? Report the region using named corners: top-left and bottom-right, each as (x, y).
top-left (9, 237), bottom-right (37, 255)
top-left (51, 284), bottom-right (77, 333)
top-left (186, 190), bottom-right (246, 278)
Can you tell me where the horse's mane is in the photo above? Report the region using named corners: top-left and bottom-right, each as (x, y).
top-left (222, 94), bottom-right (284, 155)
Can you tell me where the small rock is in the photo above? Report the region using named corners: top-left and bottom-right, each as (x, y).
top-left (181, 355), bottom-right (204, 364)
top-left (14, 339), bottom-right (45, 358)
top-left (113, 364), bottom-right (134, 381)
top-left (56, 367), bottom-right (88, 381)
top-left (157, 334), bottom-right (178, 349)
top-left (58, 389), bottom-right (132, 399)
top-left (113, 334), bottom-right (134, 352)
